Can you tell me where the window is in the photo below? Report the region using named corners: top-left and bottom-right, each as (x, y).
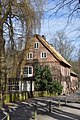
top-left (41, 52), bottom-right (47, 58)
top-left (61, 66), bottom-right (65, 76)
top-left (34, 42), bottom-right (39, 49)
top-left (23, 66), bottom-right (33, 77)
top-left (66, 68), bottom-right (70, 76)
top-left (27, 52), bottom-right (33, 59)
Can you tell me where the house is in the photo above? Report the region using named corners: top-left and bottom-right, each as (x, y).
top-left (19, 34), bottom-right (78, 95)
top-left (70, 70), bottom-right (78, 93)
top-left (8, 78), bottom-right (19, 92)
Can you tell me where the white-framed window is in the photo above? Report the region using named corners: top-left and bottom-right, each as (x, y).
top-left (27, 52), bottom-right (33, 59)
top-left (23, 66), bottom-right (33, 77)
top-left (41, 52), bottom-right (47, 58)
top-left (34, 42), bottom-right (39, 49)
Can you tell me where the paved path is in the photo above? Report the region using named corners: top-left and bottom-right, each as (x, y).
top-left (37, 115), bottom-right (57, 120)
top-left (0, 109), bottom-right (5, 120)
top-left (36, 102), bottom-right (80, 120)
top-left (36, 91), bottom-right (80, 120)
top-left (1, 90), bottom-right (80, 120)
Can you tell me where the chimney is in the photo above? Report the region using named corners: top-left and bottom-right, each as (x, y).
top-left (42, 35), bottom-right (46, 40)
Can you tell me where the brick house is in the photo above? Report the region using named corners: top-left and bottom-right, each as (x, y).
top-left (70, 70), bottom-right (78, 92)
top-left (19, 34), bottom-right (78, 94)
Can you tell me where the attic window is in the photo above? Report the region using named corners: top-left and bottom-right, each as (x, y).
top-left (41, 52), bottom-right (47, 58)
top-left (27, 52), bottom-right (33, 59)
top-left (34, 42), bottom-right (39, 49)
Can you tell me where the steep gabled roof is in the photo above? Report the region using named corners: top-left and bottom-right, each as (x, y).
top-left (35, 34), bottom-right (71, 67)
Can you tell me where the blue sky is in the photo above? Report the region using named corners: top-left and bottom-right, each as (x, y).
top-left (41, 17), bottom-right (80, 44)
top-left (40, 0), bottom-right (80, 47)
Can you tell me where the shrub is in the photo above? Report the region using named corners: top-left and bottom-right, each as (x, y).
top-left (34, 65), bottom-right (52, 92)
top-left (52, 80), bottom-right (63, 95)
top-left (34, 64), bottom-right (63, 96)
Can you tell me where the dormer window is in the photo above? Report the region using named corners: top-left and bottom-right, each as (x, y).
top-left (41, 52), bottom-right (47, 58)
top-left (34, 42), bottom-right (39, 49)
top-left (27, 52), bottom-right (33, 59)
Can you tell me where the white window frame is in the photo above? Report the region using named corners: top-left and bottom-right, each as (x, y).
top-left (34, 42), bottom-right (39, 49)
top-left (41, 52), bottom-right (47, 58)
top-left (27, 52), bottom-right (33, 59)
top-left (23, 66), bottom-right (33, 77)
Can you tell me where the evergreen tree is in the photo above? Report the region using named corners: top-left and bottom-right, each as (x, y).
top-left (34, 65), bottom-right (53, 92)
top-left (52, 81), bottom-right (63, 95)
top-left (34, 64), bottom-right (46, 91)
top-left (34, 64), bottom-right (63, 95)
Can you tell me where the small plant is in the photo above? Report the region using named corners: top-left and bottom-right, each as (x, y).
top-left (52, 80), bottom-right (63, 95)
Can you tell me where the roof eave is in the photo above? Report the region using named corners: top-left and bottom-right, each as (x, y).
top-left (35, 34), bottom-right (71, 67)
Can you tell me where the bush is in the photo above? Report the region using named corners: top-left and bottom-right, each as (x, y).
top-left (34, 65), bottom-right (52, 91)
top-left (34, 64), bottom-right (63, 96)
top-left (52, 80), bottom-right (63, 95)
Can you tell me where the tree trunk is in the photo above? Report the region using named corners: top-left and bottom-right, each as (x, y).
top-left (0, 23), bottom-right (6, 107)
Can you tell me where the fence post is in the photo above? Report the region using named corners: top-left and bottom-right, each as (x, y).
top-left (48, 101), bottom-right (51, 112)
top-left (58, 99), bottom-right (60, 108)
top-left (65, 97), bottom-right (67, 105)
top-left (0, 92), bottom-right (3, 108)
top-left (7, 113), bottom-right (10, 120)
top-left (34, 104), bottom-right (37, 120)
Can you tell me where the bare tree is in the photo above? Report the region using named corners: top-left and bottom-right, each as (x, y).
top-left (5, 0), bottom-right (45, 77)
top-left (47, 0), bottom-right (80, 21)
top-left (0, 0), bottom-right (45, 106)
top-left (50, 31), bottom-right (74, 60)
